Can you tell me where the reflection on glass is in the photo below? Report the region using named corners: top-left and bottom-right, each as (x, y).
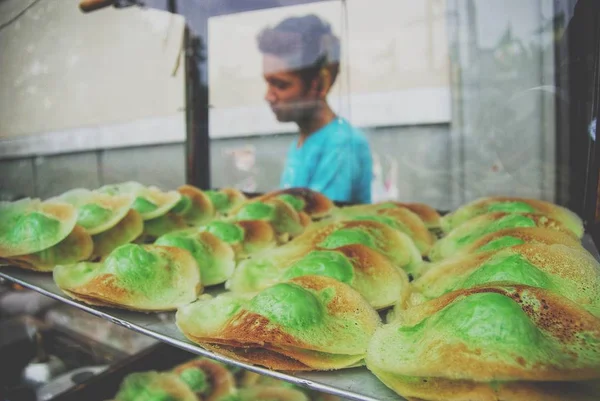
top-left (258, 14), bottom-right (372, 203)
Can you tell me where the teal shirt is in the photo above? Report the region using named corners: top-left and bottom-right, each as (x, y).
top-left (280, 118), bottom-right (372, 204)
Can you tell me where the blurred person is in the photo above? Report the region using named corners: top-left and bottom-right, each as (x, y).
top-left (257, 14), bottom-right (372, 203)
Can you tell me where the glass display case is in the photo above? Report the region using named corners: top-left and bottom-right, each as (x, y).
top-left (1, 1), bottom-right (599, 400)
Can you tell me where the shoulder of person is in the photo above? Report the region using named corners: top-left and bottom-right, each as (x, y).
top-left (328, 119), bottom-right (369, 144)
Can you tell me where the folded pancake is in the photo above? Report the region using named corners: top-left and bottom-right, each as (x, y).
top-left (141, 213), bottom-right (188, 242)
top-left (245, 188), bottom-right (334, 219)
top-left (205, 188), bottom-right (247, 215)
top-left (48, 188), bottom-right (134, 235)
top-left (227, 219), bottom-right (422, 292)
top-left (1, 225), bottom-right (93, 272)
top-left (331, 205), bottom-right (435, 256)
top-left (390, 202), bottom-right (442, 231)
top-left (429, 212), bottom-right (578, 261)
top-left (338, 201), bottom-right (442, 231)
top-left (366, 285), bottom-right (600, 401)
top-left (452, 226), bottom-right (583, 258)
top-left (177, 275), bottom-right (381, 371)
top-left (54, 243), bottom-right (201, 311)
top-left (155, 229), bottom-right (235, 286)
top-left (90, 210), bottom-right (144, 260)
top-left (0, 198), bottom-right (77, 257)
top-left (411, 243), bottom-right (600, 315)
top-left (172, 358), bottom-right (236, 401)
top-left (114, 371), bottom-right (197, 401)
top-left (199, 220), bottom-right (277, 259)
top-left (98, 181), bottom-right (181, 220)
top-left (229, 244), bottom-right (410, 310)
top-left (171, 185), bottom-right (216, 226)
top-left (230, 198), bottom-right (304, 239)
top-left (441, 196), bottom-right (584, 236)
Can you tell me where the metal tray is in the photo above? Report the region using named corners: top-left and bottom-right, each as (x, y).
top-left (0, 277), bottom-right (401, 401)
top-left (2, 235), bottom-right (598, 401)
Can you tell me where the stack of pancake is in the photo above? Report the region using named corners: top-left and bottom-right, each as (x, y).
top-left (110, 356), bottom-right (341, 401)
top-left (3, 187), bottom-right (599, 400)
top-left (366, 197), bottom-right (600, 401)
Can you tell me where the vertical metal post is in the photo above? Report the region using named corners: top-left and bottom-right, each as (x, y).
top-left (184, 26), bottom-right (211, 189)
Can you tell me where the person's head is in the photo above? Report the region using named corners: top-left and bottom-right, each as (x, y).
top-left (257, 15), bottom-right (340, 123)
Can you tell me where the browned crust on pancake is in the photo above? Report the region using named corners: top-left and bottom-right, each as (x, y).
top-left (202, 343), bottom-right (313, 371)
top-left (375, 370), bottom-right (600, 401)
top-left (0, 201), bottom-right (78, 257)
top-left (42, 201), bottom-right (78, 223)
top-left (252, 188), bottom-right (334, 218)
top-left (59, 246), bottom-right (201, 312)
top-left (90, 209), bottom-right (143, 260)
top-left (1, 225), bottom-right (93, 272)
top-left (221, 188), bottom-right (247, 207)
top-left (465, 227), bottom-right (582, 254)
top-left (61, 288), bottom-right (182, 313)
top-left (237, 220), bottom-right (276, 247)
top-left (298, 211), bottom-right (312, 227)
top-left (173, 358), bottom-right (236, 401)
top-left (333, 243), bottom-right (394, 275)
top-left (178, 184), bottom-right (216, 220)
top-left (141, 212), bottom-right (188, 242)
top-left (220, 310), bottom-right (306, 349)
top-left (387, 202), bottom-right (441, 228)
top-left (395, 285), bottom-right (600, 381)
top-left (377, 207), bottom-right (436, 253)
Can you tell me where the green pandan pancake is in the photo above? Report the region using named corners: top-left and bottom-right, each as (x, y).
top-left (331, 206), bottom-right (436, 257)
top-left (105, 244), bottom-right (171, 296)
top-left (176, 275), bottom-right (381, 370)
top-left (53, 243), bottom-right (201, 311)
top-left (49, 188), bottom-right (134, 235)
top-left (429, 212), bottom-right (571, 261)
top-left (178, 368), bottom-right (209, 394)
top-left (97, 181), bottom-right (181, 220)
top-left (203, 221), bottom-right (245, 244)
top-left (277, 194), bottom-right (306, 212)
top-left (232, 199), bottom-right (304, 237)
top-left (319, 228), bottom-right (376, 249)
top-left (115, 372), bottom-right (197, 401)
top-left (2, 225), bottom-right (93, 272)
top-left (155, 230), bottom-right (235, 286)
top-left (248, 283), bottom-right (324, 329)
top-left (0, 198), bottom-right (77, 257)
top-left (412, 244), bottom-right (600, 315)
top-left (89, 209), bottom-right (143, 260)
top-left (457, 253), bottom-right (553, 290)
top-left (205, 190), bottom-right (230, 213)
top-left (133, 197), bottom-right (158, 213)
top-left (441, 196), bottom-right (583, 237)
top-left (477, 235), bottom-right (525, 252)
top-left (282, 250), bottom-right (355, 284)
top-left (235, 202), bottom-right (275, 221)
top-left (171, 195), bottom-right (192, 214)
top-left (350, 215), bottom-right (404, 232)
top-left (173, 185), bottom-right (215, 226)
top-left (366, 285), bottom-right (600, 401)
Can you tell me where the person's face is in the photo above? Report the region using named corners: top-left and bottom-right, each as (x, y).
top-left (262, 53), bottom-right (319, 123)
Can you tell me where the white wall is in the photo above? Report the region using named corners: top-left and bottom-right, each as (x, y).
top-left (0, 0), bottom-right (185, 141)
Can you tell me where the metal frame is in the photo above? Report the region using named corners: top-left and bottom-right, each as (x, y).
top-left (555, 0), bottom-right (600, 226)
top-left (184, 25), bottom-right (211, 190)
top-left (0, 268), bottom-right (403, 401)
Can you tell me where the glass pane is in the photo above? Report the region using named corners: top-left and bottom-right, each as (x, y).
top-left (204, 0), bottom-right (599, 210)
